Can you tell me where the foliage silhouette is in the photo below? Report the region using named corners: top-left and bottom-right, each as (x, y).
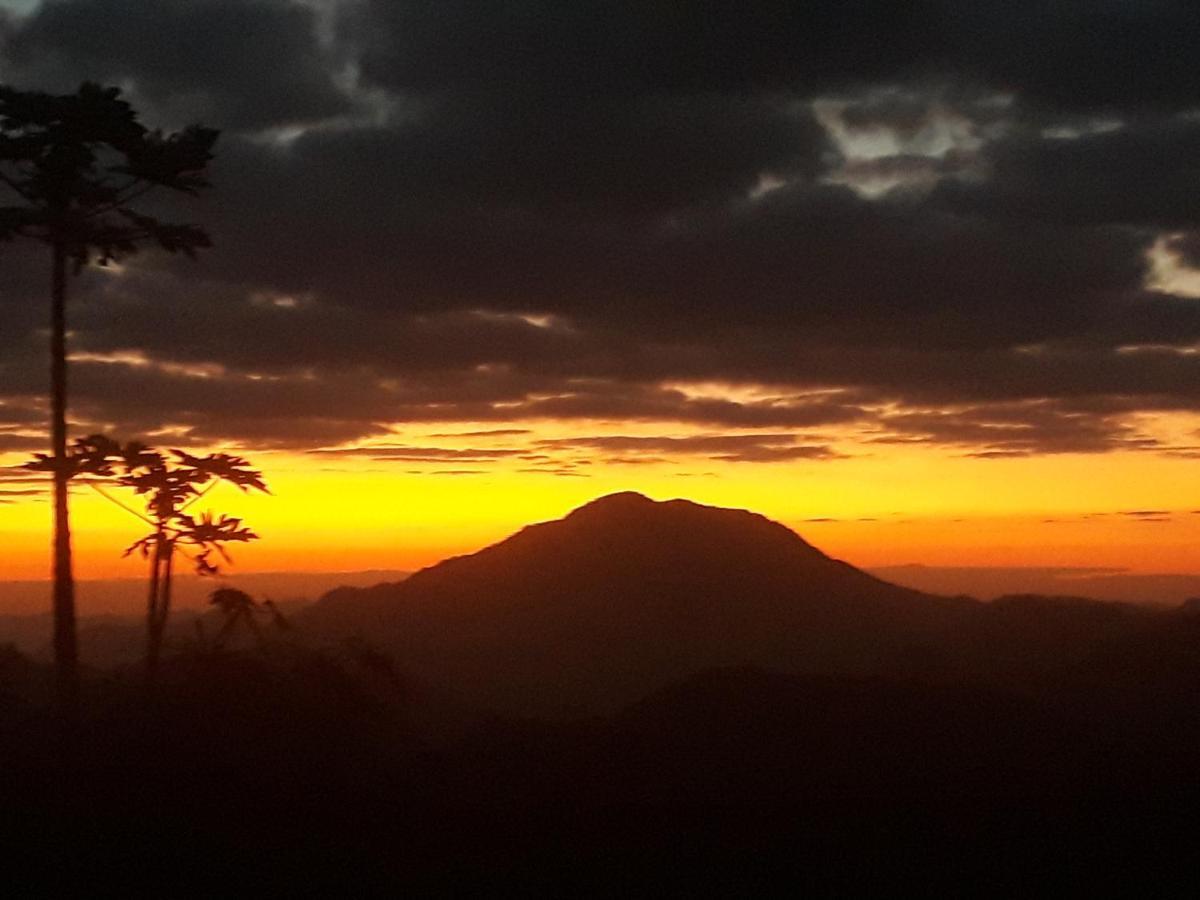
top-left (119, 446), bottom-right (266, 679)
top-left (0, 82), bottom-right (218, 710)
top-left (207, 586), bottom-right (287, 650)
top-left (30, 435), bottom-right (269, 679)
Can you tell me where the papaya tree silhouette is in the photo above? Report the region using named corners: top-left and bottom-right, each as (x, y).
top-left (31, 437), bottom-right (269, 679)
top-left (0, 83), bottom-right (218, 709)
top-left (116, 448), bottom-right (268, 679)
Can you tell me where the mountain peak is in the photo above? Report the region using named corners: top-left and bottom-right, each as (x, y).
top-left (568, 491), bottom-right (657, 518)
top-left (566, 491), bottom-right (753, 522)
top-left (562, 492), bottom-right (793, 543)
top-left (576, 490), bottom-right (656, 508)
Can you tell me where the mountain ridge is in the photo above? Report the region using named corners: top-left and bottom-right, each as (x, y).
top-left (304, 492), bottom-right (978, 714)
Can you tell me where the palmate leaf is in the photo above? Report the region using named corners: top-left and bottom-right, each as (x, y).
top-left (176, 510), bottom-right (261, 546)
top-left (117, 441), bottom-right (160, 471)
top-left (116, 124), bottom-right (218, 193)
top-left (194, 551), bottom-right (221, 577)
top-left (116, 210), bottom-right (212, 257)
top-left (23, 433), bottom-right (125, 478)
top-left (122, 533), bottom-right (161, 559)
top-left (172, 450), bottom-right (270, 494)
top-left (52, 213), bottom-right (212, 271)
top-left (35, 431), bottom-right (272, 584)
top-left (0, 82), bottom-right (218, 269)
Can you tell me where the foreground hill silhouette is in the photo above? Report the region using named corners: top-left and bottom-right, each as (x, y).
top-left (306, 492), bottom-right (980, 714)
top-left (2, 652), bottom-right (1196, 893)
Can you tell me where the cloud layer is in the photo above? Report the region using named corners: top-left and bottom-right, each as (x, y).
top-left (3, 0), bottom-right (1200, 461)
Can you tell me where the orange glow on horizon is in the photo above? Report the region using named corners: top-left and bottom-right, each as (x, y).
top-left (4, 415), bottom-right (1200, 590)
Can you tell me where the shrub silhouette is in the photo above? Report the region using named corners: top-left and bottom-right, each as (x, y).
top-left (208, 587), bottom-right (274, 650)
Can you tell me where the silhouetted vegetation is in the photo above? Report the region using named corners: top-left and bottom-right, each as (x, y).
top-left (0, 83), bottom-right (217, 710)
top-left (205, 586), bottom-right (287, 650)
top-left (108, 444), bottom-right (266, 678)
top-left (27, 435), bottom-right (268, 680)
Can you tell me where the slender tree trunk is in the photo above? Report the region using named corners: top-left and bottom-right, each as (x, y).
top-left (145, 535), bottom-right (163, 683)
top-left (146, 546), bottom-right (175, 679)
top-left (49, 239), bottom-right (79, 714)
top-left (160, 548), bottom-right (174, 637)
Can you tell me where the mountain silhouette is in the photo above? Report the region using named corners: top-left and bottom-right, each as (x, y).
top-left (304, 492), bottom-right (976, 714)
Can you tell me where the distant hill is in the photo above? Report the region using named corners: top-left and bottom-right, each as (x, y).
top-left (871, 564), bottom-right (1200, 606)
top-left (303, 492), bottom-right (978, 714)
top-left (0, 569), bottom-right (410, 660)
top-left (0, 569), bottom-right (411, 618)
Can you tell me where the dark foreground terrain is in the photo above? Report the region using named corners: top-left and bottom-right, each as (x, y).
top-left (3, 495), bottom-right (1200, 893)
top-left (2, 632), bottom-right (1199, 894)
top-left (0, 648), bottom-right (1195, 897)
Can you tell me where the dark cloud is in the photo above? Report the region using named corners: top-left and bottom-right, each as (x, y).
top-left (934, 118), bottom-right (1200, 230)
top-left (4, 1), bottom-right (1200, 458)
top-left (538, 434), bottom-right (800, 452)
top-left (0, 432), bottom-right (44, 452)
top-left (176, 136), bottom-right (1148, 352)
top-left (310, 446), bottom-right (526, 462)
top-left (0, 467), bottom-right (44, 483)
top-left (346, 0), bottom-right (945, 99)
top-left (2, 0), bottom-right (348, 130)
top-left (944, 1), bottom-right (1200, 115)
top-left (347, 1), bottom-right (1200, 116)
top-left (712, 445), bottom-right (843, 463)
top-left (874, 401), bottom-right (1162, 458)
top-left (536, 433), bottom-right (841, 464)
top-left (428, 429), bottom-right (532, 438)
top-left (0, 402), bottom-right (41, 424)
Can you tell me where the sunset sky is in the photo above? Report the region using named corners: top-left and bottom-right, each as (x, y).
top-left (3, 0), bottom-right (1200, 585)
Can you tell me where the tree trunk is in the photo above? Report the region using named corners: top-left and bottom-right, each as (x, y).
top-left (159, 548), bottom-right (174, 637)
top-left (49, 239), bottom-right (78, 714)
top-left (146, 546), bottom-right (175, 679)
top-left (145, 535), bottom-right (163, 683)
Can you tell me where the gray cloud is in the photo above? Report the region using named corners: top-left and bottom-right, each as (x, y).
top-left (536, 433), bottom-right (842, 464)
top-left (310, 446), bottom-right (527, 462)
top-left (870, 399), bottom-right (1164, 458)
top-left (2, 0), bottom-right (349, 130)
top-left (4, 1), bottom-right (1200, 458)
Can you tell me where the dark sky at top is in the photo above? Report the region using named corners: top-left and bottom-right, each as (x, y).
top-left (3, 0), bottom-right (1200, 459)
